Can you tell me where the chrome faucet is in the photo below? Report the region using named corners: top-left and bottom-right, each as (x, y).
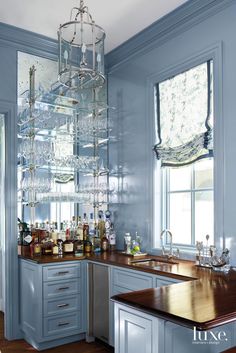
top-left (160, 229), bottom-right (179, 260)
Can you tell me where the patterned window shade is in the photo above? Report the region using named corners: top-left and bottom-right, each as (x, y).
top-left (153, 60), bottom-right (213, 167)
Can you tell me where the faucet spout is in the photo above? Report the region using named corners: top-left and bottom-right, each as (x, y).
top-left (160, 229), bottom-right (173, 258)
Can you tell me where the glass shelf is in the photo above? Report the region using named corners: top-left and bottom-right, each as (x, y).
top-left (17, 67), bottom-right (110, 214)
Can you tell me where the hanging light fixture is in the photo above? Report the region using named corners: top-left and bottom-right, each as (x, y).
top-left (58, 0), bottom-right (106, 90)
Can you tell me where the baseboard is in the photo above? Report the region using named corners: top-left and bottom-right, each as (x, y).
top-left (24, 332), bottom-right (86, 351)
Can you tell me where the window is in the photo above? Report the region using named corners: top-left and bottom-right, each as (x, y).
top-left (162, 158), bottom-right (213, 246)
top-left (154, 60), bottom-right (214, 247)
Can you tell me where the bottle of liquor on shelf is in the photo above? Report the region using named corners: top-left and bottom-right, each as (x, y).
top-left (77, 216), bottom-right (84, 240)
top-left (89, 213), bottom-right (95, 237)
top-left (93, 235), bottom-right (101, 253)
top-left (23, 227), bottom-right (32, 246)
top-left (101, 234), bottom-right (109, 252)
top-left (63, 229), bottom-right (74, 254)
top-left (98, 210), bottom-right (105, 239)
top-left (74, 234), bottom-right (84, 257)
top-left (109, 223), bottom-right (116, 252)
top-left (84, 235), bottom-right (92, 253)
top-left (105, 210), bottom-right (111, 237)
top-left (52, 239), bottom-right (59, 255)
top-left (70, 216), bottom-right (77, 240)
top-left (42, 238), bottom-right (53, 255)
top-left (83, 213), bottom-right (89, 241)
top-left (57, 238), bottom-right (63, 256)
top-left (33, 236), bottom-right (42, 256)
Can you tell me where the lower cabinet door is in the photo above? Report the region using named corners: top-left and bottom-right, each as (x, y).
top-left (43, 312), bottom-right (81, 337)
top-left (164, 321), bottom-right (236, 353)
top-left (115, 304), bottom-right (159, 353)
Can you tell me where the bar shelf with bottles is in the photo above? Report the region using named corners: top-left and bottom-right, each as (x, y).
top-left (18, 210), bottom-right (116, 257)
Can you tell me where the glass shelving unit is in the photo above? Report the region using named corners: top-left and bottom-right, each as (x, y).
top-left (17, 66), bottom-right (113, 224)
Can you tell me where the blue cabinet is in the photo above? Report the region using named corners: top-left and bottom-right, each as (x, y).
top-left (19, 259), bottom-right (86, 350)
top-left (114, 302), bottom-right (236, 353)
top-left (109, 266), bottom-right (183, 347)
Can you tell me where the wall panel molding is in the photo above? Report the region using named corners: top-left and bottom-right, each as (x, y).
top-left (0, 22), bottom-right (58, 59)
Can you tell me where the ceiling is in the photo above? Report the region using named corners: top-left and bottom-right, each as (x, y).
top-left (0, 0), bottom-right (188, 53)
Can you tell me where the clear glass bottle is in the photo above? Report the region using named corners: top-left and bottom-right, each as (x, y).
top-left (105, 210), bottom-right (111, 237)
top-left (89, 213), bottom-right (95, 237)
top-left (77, 216), bottom-right (84, 240)
top-left (57, 238), bottom-right (63, 256)
top-left (109, 224), bottom-right (116, 252)
top-left (98, 210), bottom-right (105, 239)
top-left (83, 213), bottom-right (89, 241)
top-left (70, 216), bottom-right (76, 240)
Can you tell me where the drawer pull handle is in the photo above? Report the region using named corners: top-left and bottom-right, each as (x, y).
top-left (58, 287), bottom-right (69, 291)
top-left (57, 271), bottom-right (70, 275)
top-left (58, 321), bottom-right (70, 327)
top-left (57, 303), bottom-right (69, 308)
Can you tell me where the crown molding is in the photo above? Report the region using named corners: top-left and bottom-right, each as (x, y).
top-left (105, 0), bottom-right (235, 72)
top-left (0, 22), bottom-right (58, 59)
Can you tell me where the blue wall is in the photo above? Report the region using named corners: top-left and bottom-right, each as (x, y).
top-left (0, 24), bottom-right (58, 339)
top-left (0, 0), bottom-right (236, 340)
top-left (106, 0), bottom-right (236, 263)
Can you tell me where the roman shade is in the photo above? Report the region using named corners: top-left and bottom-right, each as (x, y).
top-left (153, 60), bottom-right (213, 167)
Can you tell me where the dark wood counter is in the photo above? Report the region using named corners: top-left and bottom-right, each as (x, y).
top-left (19, 251), bottom-right (236, 330)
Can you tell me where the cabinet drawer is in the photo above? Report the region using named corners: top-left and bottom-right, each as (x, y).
top-left (113, 268), bottom-right (153, 291)
top-left (43, 312), bottom-right (81, 337)
top-left (43, 263), bottom-right (80, 282)
top-left (43, 279), bottom-right (80, 298)
top-left (43, 295), bottom-right (80, 317)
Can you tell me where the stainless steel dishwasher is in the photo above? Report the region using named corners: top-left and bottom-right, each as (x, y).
top-left (88, 263), bottom-right (109, 343)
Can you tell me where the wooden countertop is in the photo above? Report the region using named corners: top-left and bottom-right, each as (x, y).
top-left (19, 251), bottom-right (236, 330)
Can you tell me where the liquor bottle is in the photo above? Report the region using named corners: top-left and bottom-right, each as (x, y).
top-left (83, 213), bottom-right (89, 241)
top-left (108, 223), bottom-right (116, 252)
top-left (84, 235), bottom-right (92, 253)
top-left (23, 227), bottom-right (32, 246)
top-left (57, 238), bottom-right (63, 256)
top-left (18, 218), bottom-right (28, 245)
top-left (105, 210), bottom-right (111, 237)
top-left (93, 235), bottom-right (101, 253)
top-left (63, 229), bottom-right (74, 254)
top-left (101, 235), bottom-right (109, 252)
top-left (52, 239), bottom-right (59, 255)
top-left (74, 235), bottom-right (84, 256)
top-left (42, 239), bottom-right (53, 255)
top-left (89, 213), bottom-right (95, 237)
top-left (70, 216), bottom-right (76, 240)
top-left (33, 237), bottom-right (42, 256)
top-left (98, 210), bottom-right (105, 239)
top-left (77, 216), bottom-right (84, 240)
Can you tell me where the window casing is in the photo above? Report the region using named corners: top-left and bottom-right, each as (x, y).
top-left (155, 60), bottom-right (214, 248)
